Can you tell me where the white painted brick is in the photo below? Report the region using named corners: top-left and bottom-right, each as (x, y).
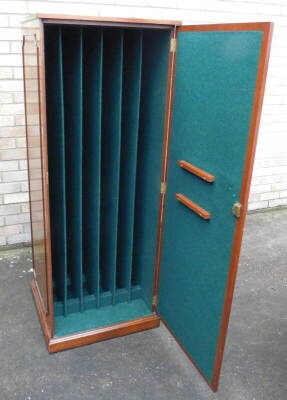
top-left (19, 160), bottom-right (27, 170)
top-left (0, 160), bottom-right (18, 172)
top-left (0, 182), bottom-right (21, 194)
top-left (0, 116), bottom-right (14, 127)
top-left (0, 148), bottom-right (27, 161)
top-left (271, 182), bottom-right (287, 191)
top-left (0, 217), bottom-right (4, 226)
top-left (15, 115), bottom-right (25, 126)
top-left (13, 67), bottom-right (23, 80)
top-left (248, 193), bottom-right (261, 202)
top-left (20, 181), bottom-right (28, 192)
top-left (7, 232), bottom-right (30, 244)
top-left (0, 67), bottom-right (13, 79)
top-left (27, 1), bottom-right (64, 14)
top-left (0, 103), bottom-right (24, 115)
top-left (5, 212), bottom-right (30, 225)
top-left (0, 93), bottom-right (13, 104)
top-left (16, 137), bottom-right (26, 148)
top-left (0, 1), bottom-right (27, 14)
top-left (0, 204), bottom-right (21, 215)
top-left (0, 54), bottom-right (22, 68)
top-left (23, 223), bottom-right (31, 233)
top-left (13, 93), bottom-right (24, 104)
top-left (279, 190), bottom-right (287, 198)
top-left (9, 15), bottom-right (25, 28)
top-left (116, 0), bottom-right (148, 5)
top-left (260, 192), bottom-right (280, 201)
top-left (250, 184), bottom-right (271, 194)
top-left (0, 28), bottom-right (21, 41)
top-left (177, 0), bottom-right (206, 10)
top-left (0, 126), bottom-right (25, 137)
top-left (64, 3), bottom-right (101, 16)
top-left (0, 42), bottom-right (10, 53)
top-left (4, 192), bottom-right (29, 204)
top-left (0, 14), bottom-right (9, 27)
top-left (269, 198), bottom-right (287, 207)
top-left (248, 201), bottom-right (268, 211)
top-left (0, 80), bottom-right (23, 91)
top-left (0, 138), bottom-right (16, 150)
top-left (0, 223), bottom-right (23, 236)
top-left (2, 170), bottom-right (28, 182)
top-left (21, 203), bottom-right (30, 213)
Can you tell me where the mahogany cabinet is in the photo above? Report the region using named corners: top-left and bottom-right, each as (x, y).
top-left (22, 14), bottom-right (272, 391)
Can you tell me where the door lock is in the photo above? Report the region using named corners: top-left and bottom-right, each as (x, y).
top-left (232, 202), bottom-right (242, 218)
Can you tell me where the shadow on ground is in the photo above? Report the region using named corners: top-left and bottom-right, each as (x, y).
top-left (0, 209), bottom-right (286, 400)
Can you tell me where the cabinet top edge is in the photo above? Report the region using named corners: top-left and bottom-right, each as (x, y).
top-left (25, 13), bottom-right (182, 27)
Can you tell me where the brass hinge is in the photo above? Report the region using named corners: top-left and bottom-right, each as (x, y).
top-left (170, 38), bottom-right (177, 53)
top-left (232, 202), bottom-right (242, 218)
top-left (160, 182), bottom-right (166, 194)
top-left (152, 295), bottom-right (158, 306)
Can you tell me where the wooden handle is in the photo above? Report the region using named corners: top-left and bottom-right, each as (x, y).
top-left (177, 160), bottom-right (215, 183)
top-left (175, 193), bottom-right (211, 220)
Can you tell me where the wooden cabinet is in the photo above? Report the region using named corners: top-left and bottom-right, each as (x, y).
top-left (22, 14), bottom-right (272, 391)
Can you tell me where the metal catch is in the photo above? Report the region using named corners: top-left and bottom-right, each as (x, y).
top-left (232, 202), bottom-right (242, 218)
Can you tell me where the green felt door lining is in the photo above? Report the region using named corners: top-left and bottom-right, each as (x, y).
top-left (159, 29), bottom-right (263, 383)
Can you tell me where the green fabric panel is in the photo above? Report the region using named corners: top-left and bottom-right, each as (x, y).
top-left (62, 27), bottom-right (84, 309)
top-left (82, 27), bottom-right (103, 308)
top-left (54, 286), bottom-right (142, 316)
top-left (159, 30), bottom-right (263, 382)
top-left (54, 298), bottom-right (153, 337)
top-left (132, 29), bottom-right (170, 306)
top-left (116, 29), bottom-right (143, 298)
top-left (100, 28), bottom-right (123, 303)
top-left (45, 26), bottom-right (68, 315)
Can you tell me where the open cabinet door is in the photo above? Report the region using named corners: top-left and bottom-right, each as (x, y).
top-left (158, 23), bottom-right (272, 391)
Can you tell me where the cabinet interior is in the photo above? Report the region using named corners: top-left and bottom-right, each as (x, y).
top-left (44, 24), bottom-right (170, 336)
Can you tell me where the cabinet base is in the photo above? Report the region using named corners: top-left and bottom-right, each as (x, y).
top-left (31, 279), bottom-right (160, 353)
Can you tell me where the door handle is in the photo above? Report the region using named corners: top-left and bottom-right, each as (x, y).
top-left (176, 193), bottom-right (211, 220)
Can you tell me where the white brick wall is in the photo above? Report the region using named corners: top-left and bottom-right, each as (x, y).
top-left (0, 0), bottom-right (286, 246)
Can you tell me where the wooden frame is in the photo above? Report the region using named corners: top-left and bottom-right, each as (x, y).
top-left (23, 16), bottom-right (272, 392)
top-left (24, 14), bottom-right (177, 353)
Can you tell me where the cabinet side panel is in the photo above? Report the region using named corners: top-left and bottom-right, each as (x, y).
top-left (22, 19), bottom-right (54, 333)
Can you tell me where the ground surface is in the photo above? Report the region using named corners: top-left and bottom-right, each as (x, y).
top-left (0, 209), bottom-right (286, 400)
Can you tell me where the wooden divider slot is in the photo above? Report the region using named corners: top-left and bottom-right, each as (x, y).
top-left (178, 160), bottom-right (215, 183)
top-left (175, 193), bottom-right (211, 220)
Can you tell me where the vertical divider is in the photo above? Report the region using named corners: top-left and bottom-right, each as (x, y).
top-left (83, 27), bottom-right (103, 308)
top-left (45, 26), bottom-right (68, 316)
top-left (100, 28), bottom-right (123, 305)
top-left (58, 27), bottom-right (68, 316)
top-left (63, 27), bottom-right (84, 311)
top-left (117, 29), bottom-right (143, 301)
